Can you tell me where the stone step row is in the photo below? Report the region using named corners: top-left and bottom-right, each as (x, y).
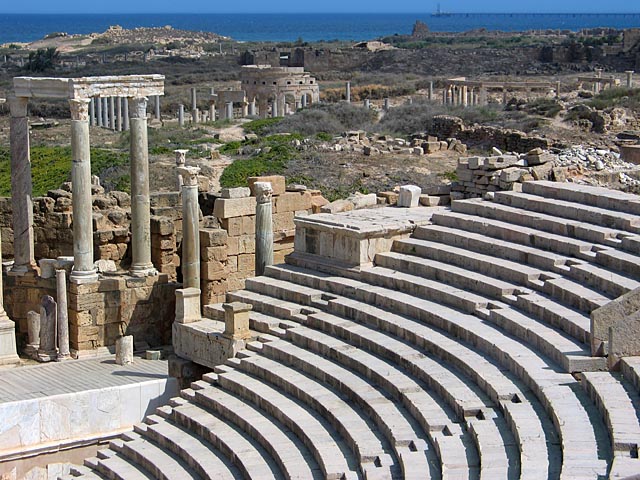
top-left (522, 180), bottom-right (640, 216)
top-left (258, 264), bottom-right (609, 478)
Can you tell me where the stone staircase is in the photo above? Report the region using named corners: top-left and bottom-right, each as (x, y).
top-left (65, 181), bottom-right (640, 480)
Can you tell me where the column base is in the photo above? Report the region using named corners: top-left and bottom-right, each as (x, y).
top-left (130, 264), bottom-right (158, 278)
top-left (8, 263), bottom-right (38, 277)
top-left (70, 269), bottom-right (99, 285)
top-left (0, 315), bottom-right (19, 366)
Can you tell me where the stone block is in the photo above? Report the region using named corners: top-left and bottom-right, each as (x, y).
top-left (274, 192), bottom-right (312, 213)
top-left (238, 254), bottom-right (255, 272)
top-left (398, 185), bottom-right (421, 208)
top-left (248, 175), bottom-right (286, 196)
top-left (201, 246), bottom-right (228, 263)
top-left (310, 195), bottom-right (329, 214)
top-left (201, 261), bottom-right (226, 281)
top-left (221, 187), bottom-right (251, 199)
top-left (223, 302), bottom-right (252, 340)
top-left (175, 288), bottom-right (201, 324)
top-left (378, 192), bottom-right (399, 205)
top-left (115, 335), bottom-right (133, 365)
top-left (199, 228), bottom-right (227, 247)
top-left (213, 197), bottom-right (256, 219)
top-left (150, 216), bottom-right (175, 236)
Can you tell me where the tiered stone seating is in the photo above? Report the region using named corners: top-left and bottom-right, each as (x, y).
top-left (70, 181), bottom-right (640, 480)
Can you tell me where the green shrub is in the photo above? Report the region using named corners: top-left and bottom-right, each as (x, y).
top-left (243, 117), bottom-right (282, 136)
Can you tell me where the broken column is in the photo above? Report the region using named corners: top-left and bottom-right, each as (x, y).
top-left (191, 87), bottom-right (198, 124)
top-left (429, 81), bottom-right (434, 100)
top-left (38, 295), bottom-right (57, 362)
top-left (174, 149), bottom-right (188, 190)
top-left (248, 99), bottom-right (256, 116)
top-left (115, 335), bottom-right (133, 365)
top-left (179, 166), bottom-right (201, 289)
top-left (346, 81), bottom-right (351, 102)
top-left (178, 104), bottom-right (185, 127)
top-left (398, 185), bottom-right (421, 208)
top-left (225, 102), bottom-right (233, 120)
top-left (129, 97), bottom-right (157, 277)
top-left (25, 310), bottom-right (40, 359)
top-left (0, 226), bottom-right (19, 365)
top-left (56, 269), bottom-right (70, 361)
top-left (384, 98), bottom-right (389, 111)
top-left (9, 95), bottom-right (36, 275)
top-left (254, 181), bottom-right (274, 276)
top-left (69, 98), bottom-right (98, 283)
top-left (626, 71), bottom-right (634, 88)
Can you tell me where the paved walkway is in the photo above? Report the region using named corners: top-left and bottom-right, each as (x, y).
top-left (0, 355), bottom-right (171, 403)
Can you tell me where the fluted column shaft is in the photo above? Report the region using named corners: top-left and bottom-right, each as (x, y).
top-left (179, 167), bottom-right (201, 289)
top-left (255, 182), bottom-right (273, 276)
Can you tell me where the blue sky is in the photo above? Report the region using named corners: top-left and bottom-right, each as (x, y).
top-left (3, 0), bottom-right (639, 13)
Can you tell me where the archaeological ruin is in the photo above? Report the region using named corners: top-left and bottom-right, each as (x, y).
top-left (1, 63), bottom-right (640, 480)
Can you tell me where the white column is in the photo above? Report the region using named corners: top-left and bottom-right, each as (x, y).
top-left (9, 96), bottom-right (36, 275)
top-left (129, 97), bottom-right (156, 277)
top-left (626, 71), bottom-right (634, 88)
top-left (346, 81), bottom-right (351, 102)
top-left (155, 95), bottom-right (161, 121)
top-left (122, 98), bottom-right (130, 131)
top-left (178, 104), bottom-right (185, 127)
top-left (174, 149), bottom-right (188, 190)
top-left (116, 96), bottom-right (122, 132)
top-left (109, 97), bottom-right (115, 130)
top-left (69, 99), bottom-right (98, 284)
top-left (225, 102), bottom-right (233, 120)
top-left (56, 269), bottom-right (70, 361)
top-left (89, 98), bottom-right (95, 127)
top-left (179, 167), bottom-right (201, 289)
top-left (0, 226), bottom-right (19, 366)
top-left (254, 182), bottom-right (273, 276)
top-left (38, 295), bottom-right (57, 362)
top-left (101, 97), bottom-right (108, 127)
top-left (96, 96), bottom-right (103, 127)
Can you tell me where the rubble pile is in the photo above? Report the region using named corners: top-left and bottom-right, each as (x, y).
top-left (556, 146), bottom-right (636, 172)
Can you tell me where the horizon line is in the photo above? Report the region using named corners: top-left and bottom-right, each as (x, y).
top-left (3, 11), bottom-right (640, 15)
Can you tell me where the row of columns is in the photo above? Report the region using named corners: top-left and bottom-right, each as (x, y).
top-left (443, 85), bottom-right (488, 107)
top-left (10, 95), bottom-right (157, 282)
top-left (88, 95), bottom-right (161, 129)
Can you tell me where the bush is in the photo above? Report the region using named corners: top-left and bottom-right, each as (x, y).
top-left (376, 103), bottom-right (447, 135)
top-left (525, 98), bottom-right (563, 118)
top-left (266, 103), bottom-right (376, 137)
top-left (243, 117), bottom-right (282, 136)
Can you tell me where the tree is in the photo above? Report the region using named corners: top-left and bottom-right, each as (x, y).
top-left (26, 47), bottom-right (59, 72)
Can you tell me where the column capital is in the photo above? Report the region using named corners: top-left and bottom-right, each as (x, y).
top-left (174, 149), bottom-right (188, 166)
top-left (9, 96), bottom-right (28, 117)
top-left (68, 98), bottom-right (91, 121)
top-left (178, 166), bottom-right (200, 187)
top-left (129, 97), bottom-right (148, 119)
top-left (254, 181), bottom-right (273, 204)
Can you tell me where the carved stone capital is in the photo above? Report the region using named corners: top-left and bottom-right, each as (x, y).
top-left (254, 181), bottom-right (273, 204)
top-left (174, 149), bottom-right (189, 166)
top-left (9, 96), bottom-right (29, 117)
top-left (178, 166), bottom-right (201, 187)
top-left (68, 98), bottom-right (91, 121)
top-left (128, 97), bottom-right (148, 119)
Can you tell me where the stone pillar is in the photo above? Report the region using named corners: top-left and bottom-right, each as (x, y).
top-left (129, 97), bottom-right (157, 277)
top-left (225, 102), bottom-right (234, 120)
top-left (479, 87), bottom-right (488, 106)
top-left (429, 81), bottom-right (434, 100)
top-left (384, 98), bottom-right (390, 111)
top-left (462, 86), bottom-right (468, 107)
top-left (175, 288), bottom-right (201, 323)
top-left (24, 311), bottom-right (40, 359)
top-left (626, 71), bottom-right (634, 88)
top-left (364, 99), bottom-right (370, 109)
top-left (116, 96), bottom-right (122, 132)
top-left (155, 95), bottom-right (161, 121)
top-left (38, 295), bottom-right (57, 362)
top-left (191, 88), bottom-right (198, 124)
top-left (178, 104), bottom-right (185, 127)
top-left (109, 97), bottom-right (115, 130)
top-left (346, 81), bottom-right (351, 102)
top-left (56, 269), bottom-right (70, 361)
top-left (259, 99), bottom-right (269, 118)
top-left (9, 96), bottom-right (36, 275)
top-left (301, 94), bottom-right (307, 108)
top-left (115, 335), bottom-right (134, 365)
top-left (69, 99), bottom-right (98, 284)
top-left (89, 98), bottom-right (95, 127)
top-left (249, 99), bottom-right (256, 116)
top-left (175, 149), bottom-right (188, 190)
top-left (278, 95), bottom-right (286, 118)
top-left (179, 166), bottom-right (201, 290)
top-left (241, 102), bottom-right (249, 117)
top-left (254, 182), bottom-right (273, 277)
top-left (442, 89), bottom-right (447, 105)
top-left (96, 96), bottom-right (103, 127)
top-left (272, 100), bottom-right (278, 118)
top-left (0, 226), bottom-right (19, 365)
top-left (458, 87), bottom-right (464, 106)
top-left (122, 98), bottom-right (130, 131)
top-left (502, 89), bottom-right (508, 105)
top-left (209, 102), bottom-right (216, 122)
top-left (102, 97), bottom-right (108, 128)
top-left (223, 302), bottom-right (251, 340)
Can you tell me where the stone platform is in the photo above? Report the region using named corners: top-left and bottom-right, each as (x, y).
top-left (0, 355), bottom-right (178, 462)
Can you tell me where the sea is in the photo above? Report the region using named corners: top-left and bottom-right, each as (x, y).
top-left (0, 13), bottom-right (640, 45)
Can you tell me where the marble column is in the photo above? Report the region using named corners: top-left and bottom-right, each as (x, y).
top-left (442, 89), bottom-right (447, 105)
top-left (428, 81), bottom-right (434, 100)
top-left (102, 97), bottom-right (108, 128)
top-left (556, 81), bottom-right (562, 99)
top-left (69, 99), bottom-right (98, 284)
top-left (129, 97), bottom-right (156, 277)
top-left (248, 99), bottom-right (256, 116)
top-left (502, 89), bottom-right (508, 105)
top-left (178, 104), bottom-right (185, 127)
top-left (175, 149), bottom-right (188, 190)
top-left (116, 96), bottom-right (122, 132)
top-left (626, 71), bottom-right (634, 88)
top-left (384, 98), bottom-right (389, 111)
top-left (364, 99), bottom-right (370, 109)
top-left (254, 182), bottom-right (273, 277)
top-left (56, 269), bottom-right (70, 361)
top-left (191, 88), bottom-right (198, 124)
top-left (209, 102), bottom-right (216, 122)
top-left (346, 81), bottom-right (351, 102)
top-left (96, 96), bottom-right (103, 127)
top-left (278, 95), bottom-right (286, 117)
top-left (225, 102), bottom-right (233, 120)
top-left (179, 166), bottom-right (201, 289)
top-left (301, 94), bottom-right (307, 108)
top-left (9, 96), bottom-right (36, 275)
top-left (38, 295), bottom-right (57, 362)
top-left (109, 97), bottom-right (115, 130)
top-left (25, 310), bottom-right (40, 359)
top-left (115, 335), bottom-right (133, 365)
top-left (241, 101), bottom-right (248, 117)
top-left (0, 226), bottom-right (19, 366)
top-left (123, 98), bottom-right (130, 131)
top-left (462, 86), bottom-right (468, 107)
top-left (272, 100), bottom-right (278, 118)
top-left (155, 95), bottom-right (161, 121)
top-left (89, 98), bottom-right (95, 127)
